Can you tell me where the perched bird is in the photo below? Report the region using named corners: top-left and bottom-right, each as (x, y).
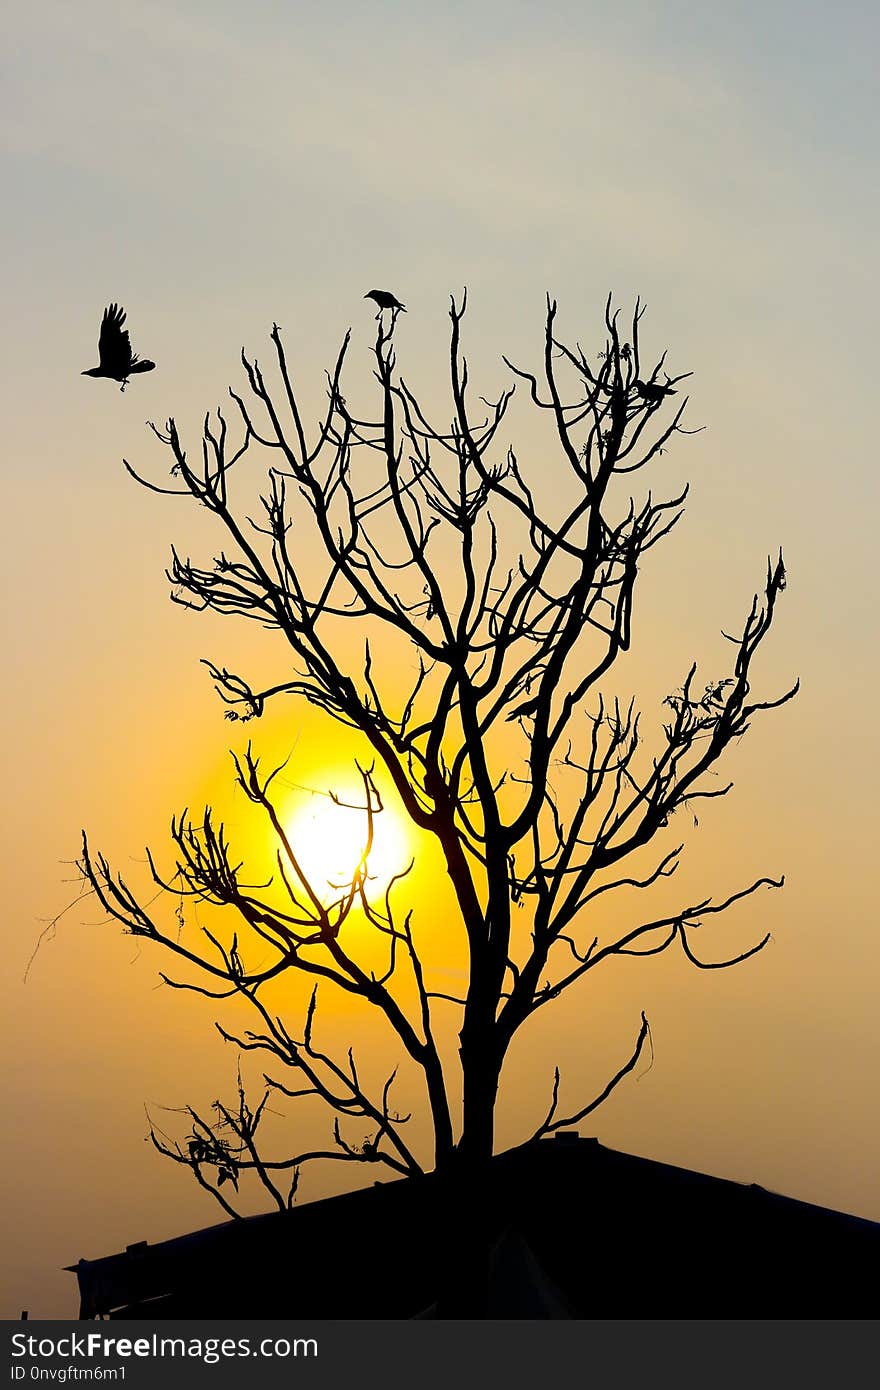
top-left (81, 303), bottom-right (156, 392)
top-left (364, 289), bottom-right (406, 315)
top-left (635, 378), bottom-right (676, 406)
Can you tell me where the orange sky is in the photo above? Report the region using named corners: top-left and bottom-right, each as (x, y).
top-left (3, 0), bottom-right (878, 1319)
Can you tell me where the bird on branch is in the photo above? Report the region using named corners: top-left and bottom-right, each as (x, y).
top-left (635, 378), bottom-right (676, 407)
top-left (364, 289), bottom-right (406, 319)
top-left (81, 303), bottom-right (156, 392)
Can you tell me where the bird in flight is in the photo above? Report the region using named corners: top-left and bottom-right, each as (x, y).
top-left (364, 289), bottom-right (406, 318)
top-left (82, 304), bottom-right (156, 392)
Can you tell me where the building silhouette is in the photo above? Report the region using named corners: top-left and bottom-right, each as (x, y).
top-left (68, 1136), bottom-right (880, 1319)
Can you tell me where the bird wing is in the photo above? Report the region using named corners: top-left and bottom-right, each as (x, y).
top-left (98, 303), bottom-right (133, 373)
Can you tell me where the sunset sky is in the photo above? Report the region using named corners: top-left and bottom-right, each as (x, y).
top-left (3, 0), bottom-right (878, 1317)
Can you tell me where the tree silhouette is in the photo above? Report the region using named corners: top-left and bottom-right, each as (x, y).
top-left (81, 293), bottom-right (797, 1234)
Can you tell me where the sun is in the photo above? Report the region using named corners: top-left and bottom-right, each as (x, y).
top-left (283, 786), bottom-right (411, 897)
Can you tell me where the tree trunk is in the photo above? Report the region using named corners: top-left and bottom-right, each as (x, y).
top-left (433, 1043), bottom-right (500, 1317)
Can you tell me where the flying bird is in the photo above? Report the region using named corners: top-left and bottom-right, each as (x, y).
top-left (82, 303), bottom-right (156, 391)
top-left (364, 289), bottom-right (406, 316)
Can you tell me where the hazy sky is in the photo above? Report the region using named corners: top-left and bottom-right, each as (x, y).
top-left (2, 0), bottom-right (878, 1317)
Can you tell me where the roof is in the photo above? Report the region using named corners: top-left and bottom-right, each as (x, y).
top-left (68, 1137), bottom-right (880, 1318)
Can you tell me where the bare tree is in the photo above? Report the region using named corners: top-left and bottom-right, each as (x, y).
top-left (81, 293), bottom-right (797, 1223)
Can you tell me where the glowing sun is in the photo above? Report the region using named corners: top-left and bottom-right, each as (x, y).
top-left (284, 789), bottom-right (411, 895)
